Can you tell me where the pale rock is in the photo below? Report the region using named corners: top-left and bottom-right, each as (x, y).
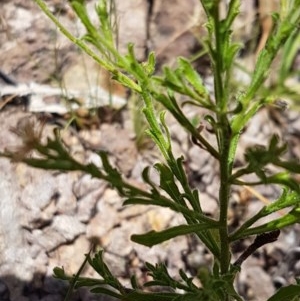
top-left (169, 121), bottom-right (188, 145)
top-left (162, 237), bottom-right (187, 272)
top-left (205, 177), bottom-right (219, 200)
top-left (78, 129), bottom-right (102, 149)
top-left (30, 228), bottom-right (66, 252)
top-left (188, 145), bottom-right (211, 171)
top-left (199, 193), bottom-right (218, 216)
top-left (118, 204), bottom-right (149, 220)
top-left (29, 215), bottom-right (85, 252)
top-left (101, 188), bottom-right (122, 206)
top-left (133, 243), bottom-right (168, 264)
top-left (73, 174), bottom-right (106, 199)
top-left (30, 246), bottom-right (48, 276)
top-left (19, 206), bottom-right (52, 230)
top-left (115, 0), bottom-right (148, 61)
top-left (85, 151), bottom-right (104, 168)
top-left (101, 222), bottom-right (136, 256)
top-left (170, 140), bottom-right (185, 160)
top-left (100, 123), bottom-right (138, 176)
top-left (6, 6), bottom-right (34, 32)
top-left (17, 165), bottom-right (57, 210)
top-left (54, 173), bottom-right (78, 215)
top-left (149, 0), bottom-right (202, 66)
top-left (102, 251), bottom-right (127, 277)
top-left (0, 159), bottom-right (35, 294)
top-left (238, 263), bottom-right (275, 300)
top-left (86, 206), bottom-right (118, 238)
top-left (77, 188), bottom-right (103, 222)
top-left (51, 235), bottom-right (90, 275)
top-left (62, 56), bottom-right (127, 110)
top-left (21, 199), bottom-right (57, 230)
top-left (185, 245), bottom-right (212, 270)
top-left (130, 155), bottom-right (160, 184)
top-left (146, 208), bottom-right (175, 232)
top-left (52, 215), bottom-right (86, 241)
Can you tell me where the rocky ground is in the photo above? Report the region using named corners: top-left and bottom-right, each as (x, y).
top-left (0, 1), bottom-right (300, 301)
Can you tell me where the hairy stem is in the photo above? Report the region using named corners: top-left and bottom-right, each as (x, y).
top-left (211, 1), bottom-right (232, 275)
top-left (218, 119), bottom-right (232, 275)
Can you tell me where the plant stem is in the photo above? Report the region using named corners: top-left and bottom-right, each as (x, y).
top-left (210, 1), bottom-right (232, 275)
top-left (212, 4), bottom-right (225, 112)
top-left (218, 119), bottom-right (232, 275)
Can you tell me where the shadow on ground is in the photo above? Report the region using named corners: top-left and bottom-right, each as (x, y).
top-left (0, 273), bottom-right (117, 301)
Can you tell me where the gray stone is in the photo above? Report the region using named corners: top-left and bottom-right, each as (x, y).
top-left (40, 294), bottom-right (64, 301)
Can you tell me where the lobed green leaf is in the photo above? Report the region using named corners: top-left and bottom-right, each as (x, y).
top-left (267, 284), bottom-right (300, 301)
top-left (131, 223), bottom-right (218, 247)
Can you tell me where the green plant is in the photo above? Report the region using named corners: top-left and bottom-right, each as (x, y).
top-left (128, 92), bottom-right (154, 150)
top-left (3, 0), bottom-right (300, 300)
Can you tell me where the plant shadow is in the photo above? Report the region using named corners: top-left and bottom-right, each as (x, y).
top-left (0, 273), bottom-right (118, 301)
